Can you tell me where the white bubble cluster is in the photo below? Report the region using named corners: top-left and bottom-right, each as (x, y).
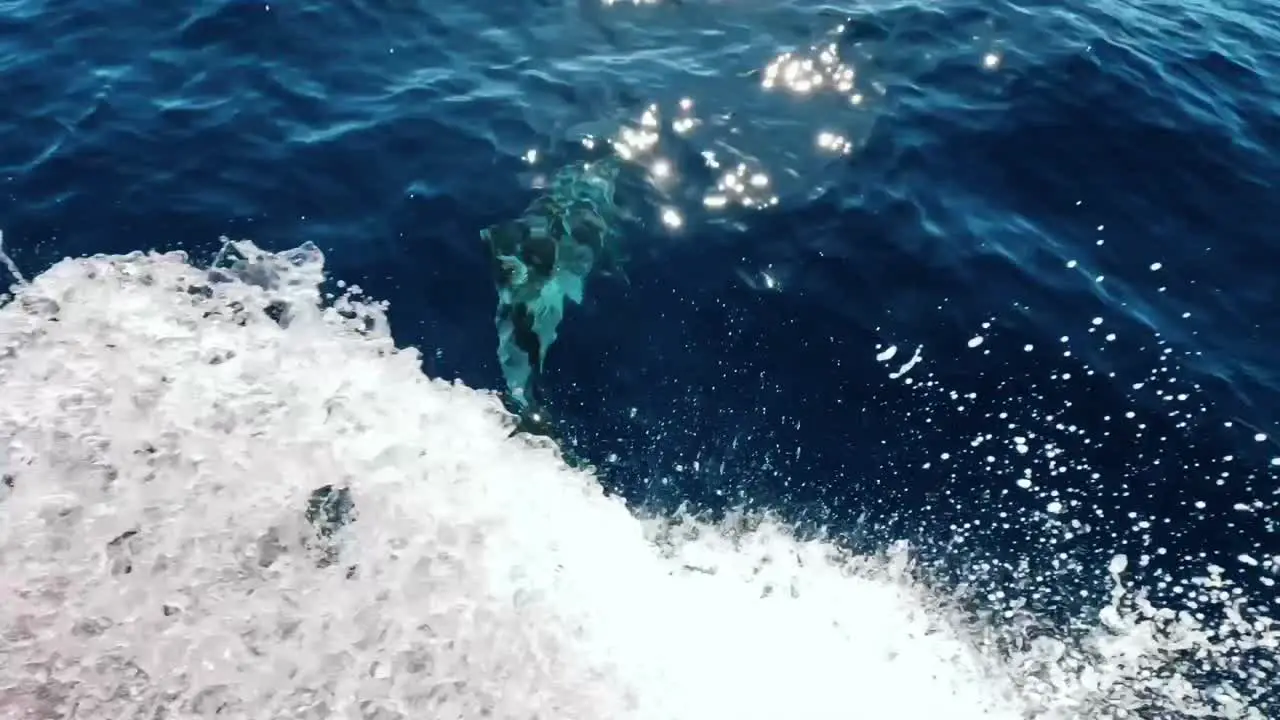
top-left (0, 242), bottom-right (1274, 719)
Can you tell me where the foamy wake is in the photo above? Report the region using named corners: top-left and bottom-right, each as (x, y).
top-left (0, 241), bottom-right (1274, 719)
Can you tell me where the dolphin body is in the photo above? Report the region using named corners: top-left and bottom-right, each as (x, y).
top-left (295, 161), bottom-right (630, 547)
top-left (482, 157), bottom-right (630, 416)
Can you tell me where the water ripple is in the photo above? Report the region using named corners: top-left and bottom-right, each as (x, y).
top-left (2, 0), bottom-right (1279, 714)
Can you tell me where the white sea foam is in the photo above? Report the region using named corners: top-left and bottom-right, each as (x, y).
top-left (1, 241), bottom-right (1274, 719)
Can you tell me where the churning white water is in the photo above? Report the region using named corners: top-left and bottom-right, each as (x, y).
top-left (0, 241), bottom-right (1275, 719)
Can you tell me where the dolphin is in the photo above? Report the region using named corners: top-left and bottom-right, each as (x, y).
top-left (481, 157), bottom-right (630, 415)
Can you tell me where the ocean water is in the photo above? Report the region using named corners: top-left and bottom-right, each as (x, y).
top-left (1, 0), bottom-right (1279, 718)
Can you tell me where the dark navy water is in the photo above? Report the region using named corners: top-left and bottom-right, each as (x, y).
top-left (3, 0), bottom-right (1279, 654)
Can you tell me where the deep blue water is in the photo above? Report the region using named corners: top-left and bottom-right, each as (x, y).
top-left (3, 0), bottom-right (1279, 639)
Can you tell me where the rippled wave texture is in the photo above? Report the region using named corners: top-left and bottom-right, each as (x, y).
top-left (3, 0), bottom-right (1277, 415)
top-left (2, 0), bottom-right (1280, 716)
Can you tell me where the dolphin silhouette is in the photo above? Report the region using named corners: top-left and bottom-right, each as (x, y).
top-left (481, 157), bottom-right (630, 414)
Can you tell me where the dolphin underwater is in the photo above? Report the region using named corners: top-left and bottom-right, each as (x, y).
top-left (293, 168), bottom-right (630, 552)
top-left (481, 157), bottom-right (630, 415)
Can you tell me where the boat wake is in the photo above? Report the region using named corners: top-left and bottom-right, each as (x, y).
top-left (0, 241), bottom-right (1274, 719)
